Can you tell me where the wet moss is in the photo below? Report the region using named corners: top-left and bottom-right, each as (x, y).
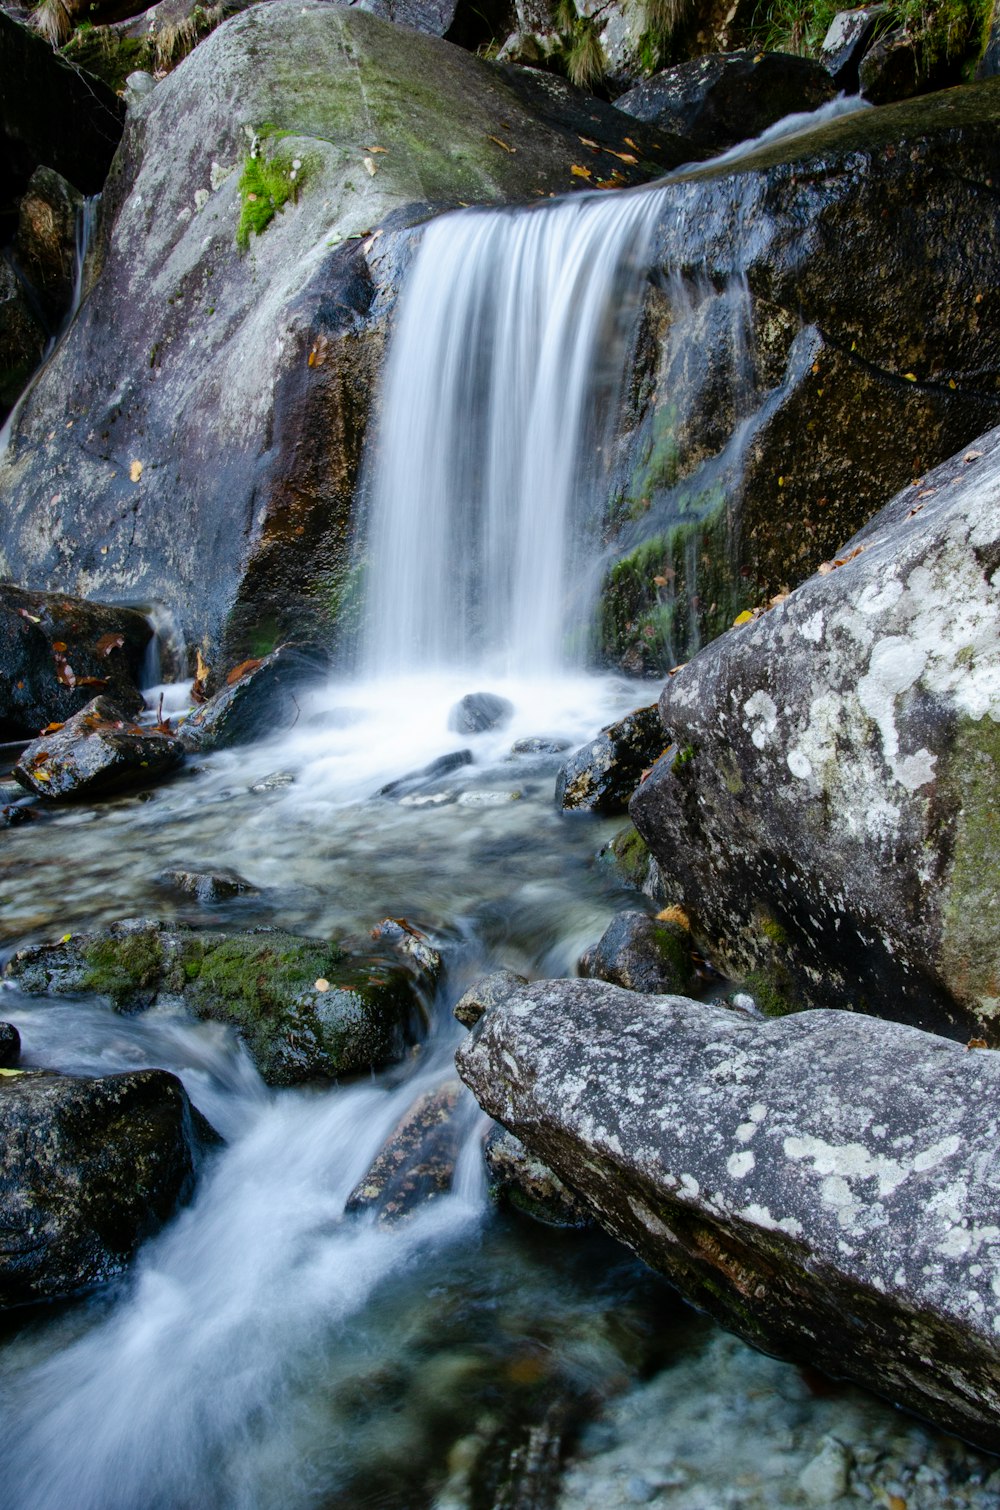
top-left (236, 148), bottom-right (305, 252)
top-left (744, 968), bottom-right (799, 1018)
top-left (603, 821), bottom-right (651, 890)
top-left (82, 931), bottom-right (164, 1009)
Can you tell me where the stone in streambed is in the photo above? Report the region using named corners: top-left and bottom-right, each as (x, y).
top-left (14, 695), bottom-right (184, 801)
top-left (377, 749), bottom-right (473, 799)
top-left (447, 691), bottom-right (514, 734)
top-left (0, 1067), bottom-right (215, 1309)
top-left (456, 973), bottom-right (1000, 1452)
top-left (578, 909), bottom-right (693, 995)
top-left (0, 1023), bottom-right (21, 1067)
top-left (156, 867), bottom-right (260, 902)
top-left (4, 919), bottom-right (436, 1087)
top-left (346, 1080), bottom-right (466, 1222)
top-left (555, 705), bottom-right (666, 815)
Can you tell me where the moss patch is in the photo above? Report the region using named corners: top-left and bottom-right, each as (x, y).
top-left (939, 713), bottom-right (1000, 1013)
top-left (82, 931), bottom-right (165, 1009)
top-left (236, 147), bottom-right (305, 252)
top-left (603, 822), bottom-right (652, 890)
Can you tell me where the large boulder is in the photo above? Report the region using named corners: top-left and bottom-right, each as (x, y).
top-left (599, 79), bottom-right (1000, 673)
top-left (13, 695), bottom-right (183, 801)
top-left (0, 584), bottom-right (152, 739)
top-left (630, 426), bottom-right (1000, 1044)
top-left (0, 1067), bottom-right (213, 1308)
top-left (456, 973), bottom-right (1000, 1452)
top-left (5, 919), bottom-right (439, 1086)
top-left (0, 1), bottom-right (687, 671)
top-left (614, 52), bottom-right (836, 155)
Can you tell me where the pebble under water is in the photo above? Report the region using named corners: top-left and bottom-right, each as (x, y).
top-left (2, 673), bottom-right (1000, 1509)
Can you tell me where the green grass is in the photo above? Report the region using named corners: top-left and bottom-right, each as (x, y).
top-left (751, 0), bottom-right (991, 70)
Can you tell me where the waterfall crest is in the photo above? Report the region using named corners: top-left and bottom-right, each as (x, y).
top-left (359, 188), bottom-right (666, 677)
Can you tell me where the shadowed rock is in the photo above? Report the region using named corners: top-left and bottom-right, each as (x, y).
top-left (14, 695), bottom-right (183, 801)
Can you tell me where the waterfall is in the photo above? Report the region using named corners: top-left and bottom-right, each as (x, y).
top-left (359, 188), bottom-right (666, 678)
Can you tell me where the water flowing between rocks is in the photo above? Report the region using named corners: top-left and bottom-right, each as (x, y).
top-left (2, 97), bottom-right (999, 1510)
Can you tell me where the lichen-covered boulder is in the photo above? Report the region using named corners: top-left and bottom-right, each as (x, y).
top-left (5, 919), bottom-right (437, 1086)
top-left (578, 908), bottom-right (693, 994)
top-left (555, 704), bottom-right (666, 814)
top-left (0, 1067), bottom-right (214, 1309)
top-left (0, 584), bottom-right (152, 740)
top-left (346, 1081), bottom-right (467, 1222)
top-left (614, 52), bottom-right (836, 155)
top-left (13, 695), bottom-right (183, 800)
top-left (0, 1), bottom-right (685, 671)
top-left (630, 426), bottom-right (1000, 1043)
top-left (456, 974), bottom-right (1000, 1451)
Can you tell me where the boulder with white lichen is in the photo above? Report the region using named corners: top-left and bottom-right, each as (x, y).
top-left (456, 971), bottom-right (1000, 1451)
top-left (629, 425), bottom-right (1000, 1044)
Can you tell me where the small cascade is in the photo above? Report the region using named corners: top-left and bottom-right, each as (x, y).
top-left (359, 188), bottom-right (666, 677)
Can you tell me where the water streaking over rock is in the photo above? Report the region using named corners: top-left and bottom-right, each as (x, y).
top-left (360, 188), bottom-right (665, 676)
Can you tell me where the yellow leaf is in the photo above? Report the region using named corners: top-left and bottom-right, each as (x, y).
top-left (653, 574), bottom-right (667, 586)
top-left (733, 610), bottom-right (754, 627)
top-left (33, 769), bottom-right (51, 782)
top-left (605, 149), bottom-right (638, 165)
top-left (570, 164), bottom-right (592, 178)
top-left (315, 978), bottom-right (330, 992)
top-left (60, 933), bottom-right (73, 943)
top-left (949, 378), bottom-right (957, 389)
top-left (130, 459), bottom-right (143, 483)
top-left (777, 476), bottom-right (785, 487)
top-left (0, 1068), bottom-right (25, 1077)
top-left (487, 135), bottom-right (516, 154)
top-left (903, 371), bottom-right (917, 382)
top-left (363, 145), bottom-right (388, 153)
top-left (577, 135), bottom-right (599, 148)
top-left (623, 136), bottom-right (639, 150)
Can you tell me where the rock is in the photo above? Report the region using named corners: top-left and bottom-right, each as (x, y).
top-left (0, 1), bottom-right (687, 670)
top-left (980, 0), bottom-right (1000, 77)
top-left (578, 909), bottom-right (693, 994)
top-left (346, 1081), bottom-right (466, 1222)
top-left (629, 427), bottom-right (1000, 1042)
top-left (13, 695), bottom-right (184, 801)
top-left (156, 867), bottom-right (259, 902)
top-left (12, 166), bottom-right (83, 330)
top-left (456, 974), bottom-right (1000, 1452)
top-left (377, 749), bottom-right (473, 799)
top-left (599, 79), bottom-right (1000, 673)
top-left (447, 691), bottom-right (514, 734)
top-left (5, 919), bottom-right (433, 1087)
top-left (0, 257), bottom-right (46, 418)
top-left (555, 704), bottom-right (666, 814)
top-left (0, 584), bottom-right (152, 740)
top-left (369, 917), bottom-right (444, 981)
top-left (598, 821), bottom-right (655, 893)
top-left (821, 7), bottom-right (887, 92)
top-left (0, 1067), bottom-right (214, 1308)
top-left (180, 645), bottom-right (325, 752)
top-left (483, 1124), bottom-right (592, 1227)
top-left (859, 27), bottom-right (925, 104)
top-left (354, 0), bottom-right (510, 49)
top-left (0, 1023), bottom-right (21, 1067)
top-left (124, 70), bottom-right (157, 105)
top-left (614, 52), bottom-right (836, 156)
top-left (798, 1436), bottom-right (852, 1504)
top-left (0, 11), bottom-right (125, 204)
top-left (248, 769), bottom-right (295, 792)
top-left (509, 735), bottom-right (572, 755)
top-left (454, 968), bottom-right (529, 1027)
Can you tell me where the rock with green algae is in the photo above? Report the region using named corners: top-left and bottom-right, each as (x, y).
top-left (5, 918), bottom-right (440, 1086)
top-left (0, 1067), bottom-right (217, 1309)
top-left (0, 0), bottom-right (687, 672)
top-left (456, 972), bottom-right (1000, 1453)
top-left (577, 908), bottom-right (693, 994)
top-left (555, 704), bottom-right (667, 815)
top-left (630, 424), bottom-right (1000, 1043)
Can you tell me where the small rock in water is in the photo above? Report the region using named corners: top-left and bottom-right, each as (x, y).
top-left (14, 695), bottom-right (184, 801)
top-left (457, 789), bottom-right (521, 807)
top-left (248, 770), bottom-right (295, 793)
top-left (377, 749), bottom-right (472, 799)
top-left (346, 1081), bottom-right (465, 1222)
top-left (509, 735), bottom-right (572, 756)
top-left (447, 692), bottom-right (514, 734)
top-left (398, 790), bottom-right (456, 807)
top-left (0, 1023), bottom-right (21, 1067)
top-left (798, 1435), bottom-right (852, 1503)
top-left (578, 910), bottom-right (694, 995)
top-left (156, 867), bottom-right (259, 902)
top-left (556, 705), bottom-right (666, 815)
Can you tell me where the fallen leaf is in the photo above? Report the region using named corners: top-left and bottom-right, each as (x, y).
top-left (40, 722), bottom-right (64, 734)
top-left (314, 978), bottom-right (330, 992)
top-left (732, 610), bottom-right (754, 626)
top-left (226, 657), bottom-right (263, 684)
top-left (0, 1068), bottom-right (25, 1078)
top-left (653, 574), bottom-right (668, 587)
top-left (96, 632), bottom-right (125, 656)
top-left (191, 648), bottom-right (211, 705)
top-left (903, 372), bottom-right (917, 382)
top-left (605, 149), bottom-right (638, 164)
top-left (363, 145), bottom-right (388, 153)
top-left (32, 769), bottom-right (51, 783)
top-left (668, 663), bottom-right (687, 676)
top-left (659, 905), bottom-right (690, 928)
top-left (966, 1038), bottom-right (989, 1050)
top-left (487, 135), bottom-right (516, 153)
top-left (623, 136), bottom-right (639, 150)
top-left (570, 164), bottom-right (592, 179)
top-left (76, 676), bottom-right (110, 689)
top-left (577, 135), bottom-right (599, 149)
top-left (54, 659), bottom-right (76, 687)
top-left (964, 449), bottom-right (983, 462)
top-left (130, 459), bottom-right (143, 482)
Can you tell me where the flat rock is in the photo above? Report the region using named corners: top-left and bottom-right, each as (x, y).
top-left (629, 426), bottom-right (1000, 1042)
top-left (0, 1067), bottom-right (213, 1308)
top-left (456, 974), bottom-right (1000, 1451)
top-left (156, 867), bottom-right (259, 902)
top-left (555, 704), bottom-right (666, 815)
top-left (14, 695), bottom-right (184, 800)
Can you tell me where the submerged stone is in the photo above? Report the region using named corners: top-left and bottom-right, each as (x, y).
top-left (346, 1080), bottom-right (466, 1222)
top-left (447, 691), bottom-right (514, 734)
top-left (630, 425), bottom-right (1000, 1042)
top-left (0, 1067), bottom-right (215, 1309)
top-left (457, 974), bottom-right (1000, 1452)
top-left (5, 919), bottom-right (437, 1086)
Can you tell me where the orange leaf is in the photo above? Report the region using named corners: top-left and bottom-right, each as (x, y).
top-left (570, 164), bottom-right (592, 179)
top-left (96, 632), bottom-right (125, 656)
top-left (40, 722), bottom-right (64, 734)
top-left (488, 135), bottom-right (516, 154)
top-left (605, 149), bottom-right (638, 164)
top-left (52, 640), bottom-right (67, 653)
top-left (226, 657), bottom-right (263, 685)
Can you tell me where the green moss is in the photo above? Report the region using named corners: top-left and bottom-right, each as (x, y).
top-left (604, 822), bottom-right (652, 890)
top-left (744, 969), bottom-right (798, 1018)
top-left (650, 920), bottom-right (692, 982)
top-left (236, 149), bottom-right (305, 252)
top-left (756, 915), bottom-right (788, 947)
top-left (939, 714), bottom-right (1000, 1008)
top-left (186, 934), bottom-right (338, 1023)
top-left (82, 931), bottom-right (164, 1008)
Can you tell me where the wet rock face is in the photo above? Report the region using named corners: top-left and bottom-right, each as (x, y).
top-left (456, 975), bottom-right (1000, 1452)
top-left (555, 705), bottom-right (666, 814)
top-left (630, 427), bottom-right (1000, 1042)
top-left (181, 644), bottom-right (326, 752)
top-left (346, 1081), bottom-right (467, 1222)
top-left (0, 585), bottom-right (152, 740)
top-left (578, 909), bottom-right (693, 994)
top-left (483, 1123), bottom-right (592, 1227)
top-left (12, 167), bottom-right (82, 330)
top-left (602, 80), bottom-right (1000, 673)
top-left (614, 52), bottom-right (836, 155)
top-left (14, 695), bottom-right (183, 801)
top-left (0, 1), bottom-right (685, 671)
top-left (0, 1067), bottom-right (212, 1309)
top-left (447, 691), bottom-right (514, 733)
top-left (5, 919), bottom-right (438, 1087)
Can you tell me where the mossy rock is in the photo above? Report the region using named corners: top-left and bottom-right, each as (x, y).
top-left (5, 920), bottom-right (431, 1086)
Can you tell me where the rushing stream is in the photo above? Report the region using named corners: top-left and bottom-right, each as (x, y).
top-left (2, 98), bottom-right (1000, 1510)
